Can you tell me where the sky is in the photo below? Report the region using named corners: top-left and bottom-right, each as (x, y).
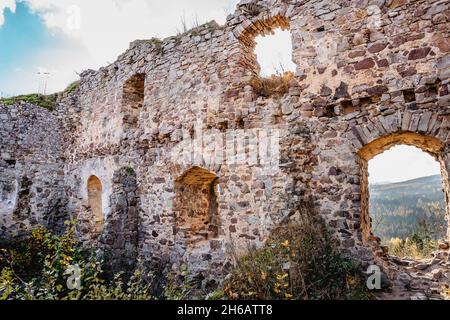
top-left (369, 145), bottom-right (442, 184)
top-left (255, 29), bottom-right (296, 76)
top-left (0, 0), bottom-right (297, 96)
top-left (0, 0), bottom-right (244, 95)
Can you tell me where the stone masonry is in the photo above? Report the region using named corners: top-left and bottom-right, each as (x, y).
top-left (0, 0), bottom-right (449, 288)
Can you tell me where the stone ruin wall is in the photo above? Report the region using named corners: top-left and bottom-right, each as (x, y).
top-left (0, 0), bottom-right (449, 284)
top-left (0, 103), bottom-right (65, 241)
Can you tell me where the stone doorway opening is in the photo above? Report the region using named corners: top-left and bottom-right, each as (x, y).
top-left (173, 167), bottom-right (220, 247)
top-left (358, 132), bottom-right (450, 259)
top-left (87, 175), bottom-right (104, 234)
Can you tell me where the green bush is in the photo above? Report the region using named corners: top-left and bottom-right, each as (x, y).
top-left (163, 271), bottom-right (194, 300)
top-left (0, 209), bottom-right (376, 300)
top-left (0, 94), bottom-right (57, 111)
top-left (224, 203), bottom-right (373, 300)
top-left (0, 221), bottom-right (154, 300)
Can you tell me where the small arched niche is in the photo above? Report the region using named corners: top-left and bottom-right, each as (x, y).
top-left (0, 178), bottom-right (18, 214)
top-left (174, 167), bottom-right (221, 246)
top-left (358, 132), bottom-right (450, 245)
top-left (122, 73), bottom-right (145, 127)
top-left (87, 175), bottom-right (104, 234)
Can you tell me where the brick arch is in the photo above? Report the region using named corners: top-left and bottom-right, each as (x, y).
top-left (357, 132), bottom-right (445, 161)
top-left (356, 131), bottom-right (450, 244)
top-left (237, 14), bottom-right (291, 48)
top-left (169, 161), bottom-right (221, 184)
top-left (173, 166), bottom-right (221, 247)
top-left (345, 109), bottom-right (449, 153)
top-left (176, 166), bottom-right (218, 185)
top-left (235, 10), bottom-right (294, 96)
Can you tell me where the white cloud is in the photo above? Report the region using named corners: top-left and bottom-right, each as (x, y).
top-left (369, 145), bottom-right (442, 184)
top-left (4, 0), bottom-right (241, 94)
top-left (0, 0), bottom-right (16, 26)
top-left (1, 40), bottom-right (92, 95)
top-left (25, 0), bottom-right (240, 65)
top-left (2, 1), bottom-right (295, 94)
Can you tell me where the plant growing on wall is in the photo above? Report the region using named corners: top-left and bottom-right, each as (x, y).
top-left (0, 221), bottom-right (154, 300)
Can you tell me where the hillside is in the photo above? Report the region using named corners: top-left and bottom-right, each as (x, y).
top-left (370, 175), bottom-right (447, 240)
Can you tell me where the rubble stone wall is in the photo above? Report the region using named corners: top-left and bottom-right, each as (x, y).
top-left (0, 0), bottom-right (449, 283)
top-left (0, 103), bottom-right (65, 240)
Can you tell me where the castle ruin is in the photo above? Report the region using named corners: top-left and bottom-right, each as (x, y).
top-left (0, 0), bottom-right (449, 286)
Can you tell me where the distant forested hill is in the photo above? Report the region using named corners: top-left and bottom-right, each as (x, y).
top-left (370, 175), bottom-right (447, 240)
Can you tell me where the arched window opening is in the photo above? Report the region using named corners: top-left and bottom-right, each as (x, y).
top-left (255, 28), bottom-right (296, 77)
top-left (87, 175), bottom-right (104, 234)
top-left (174, 167), bottom-right (220, 246)
top-left (122, 73), bottom-right (145, 127)
top-left (239, 15), bottom-right (295, 97)
top-left (359, 132), bottom-right (449, 259)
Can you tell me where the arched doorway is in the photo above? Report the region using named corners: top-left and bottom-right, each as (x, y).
top-left (87, 175), bottom-right (104, 234)
top-left (358, 132), bottom-right (450, 246)
top-left (369, 145), bottom-right (447, 258)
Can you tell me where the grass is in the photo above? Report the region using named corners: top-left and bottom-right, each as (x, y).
top-left (0, 79), bottom-right (81, 111)
top-left (63, 80), bottom-right (80, 95)
top-left (250, 71), bottom-right (293, 97)
top-left (384, 237), bottom-right (439, 260)
top-left (383, 219), bottom-right (443, 260)
top-left (0, 93), bottom-right (57, 111)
